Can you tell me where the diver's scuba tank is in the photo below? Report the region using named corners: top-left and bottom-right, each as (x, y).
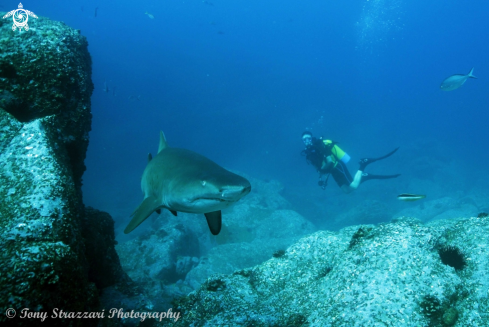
top-left (323, 139), bottom-right (350, 164)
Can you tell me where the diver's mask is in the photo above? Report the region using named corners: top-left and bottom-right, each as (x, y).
top-left (302, 135), bottom-right (313, 147)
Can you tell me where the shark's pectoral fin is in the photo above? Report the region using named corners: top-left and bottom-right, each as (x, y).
top-left (204, 211), bottom-right (222, 235)
top-left (169, 210), bottom-right (178, 216)
top-left (124, 196), bottom-right (161, 234)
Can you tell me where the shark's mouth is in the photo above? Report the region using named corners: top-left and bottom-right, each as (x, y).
top-left (182, 198), bottom-right (230, 212)
top-left (192, 197), bottom-right (230, 203)
top-left (188, 186), bottom-right (251, 208)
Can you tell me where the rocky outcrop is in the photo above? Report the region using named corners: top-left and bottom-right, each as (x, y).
top-left (0, 14), bottom-right (131, 325)
top-left (0, 15), bottom-right (92, 192)
top-left (184, 206), bottom-right (316, 289)
top-left (82, 207), bottom-right (134, 290)
top-left (169, 216), bottom-right (489, 326)
top-left (117, 222), bottom-right (200, 285)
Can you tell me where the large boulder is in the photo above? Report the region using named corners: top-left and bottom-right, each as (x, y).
top-left (116, 222), bottom-right (200, 284)
top-left (0, 15), bottom-right (92, 191)
top-left (169, 216), bottom-right (489, 326)
top-left (0, 14), bottom-right (132, 326)
top-left (185, 207), bottom-right (316, 289)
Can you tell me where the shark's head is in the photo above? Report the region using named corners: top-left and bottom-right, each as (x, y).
top-left (125, 132), bottom-right (252, 235)
top-left (169, 169), bottom-right (251, 213)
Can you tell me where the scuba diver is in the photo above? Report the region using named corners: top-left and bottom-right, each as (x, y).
top-left (301, 131), bottom-right (400, 193)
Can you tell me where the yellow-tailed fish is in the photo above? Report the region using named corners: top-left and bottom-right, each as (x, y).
top-left (397, 194), bottom-right (426, 202)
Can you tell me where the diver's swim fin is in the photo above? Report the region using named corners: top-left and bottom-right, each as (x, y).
top-left (360, 172), bottom-right (401, 184)
top-left (358, 147), bottom-right (399, 171)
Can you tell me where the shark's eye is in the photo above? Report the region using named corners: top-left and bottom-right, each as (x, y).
top-left (201, 180), bottom-right (206, 186)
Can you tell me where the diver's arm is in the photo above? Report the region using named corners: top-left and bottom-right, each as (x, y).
top-left (320, 155), bottom-right (334, 172)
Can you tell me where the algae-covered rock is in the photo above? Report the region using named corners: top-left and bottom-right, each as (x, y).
top-left (0, 13), bottom-right (98, 325)
top-left (82, 207), bottom-right (133, 289)
top-left (0, 14), bottom-right (93, 190)
top-left (168, 216), bottom-right (489, 326)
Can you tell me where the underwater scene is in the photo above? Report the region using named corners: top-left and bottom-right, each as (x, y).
top-left (1, 0), bottom-right (489, 326)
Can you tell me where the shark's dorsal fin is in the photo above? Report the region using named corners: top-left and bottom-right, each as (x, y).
top-left (158, 131), bottom-right (168, 154)
top-left (148, 153), bottom-right (152, 162)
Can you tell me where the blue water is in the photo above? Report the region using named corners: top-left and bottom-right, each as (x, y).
top-left (19, 0), bottom-right (489, 232)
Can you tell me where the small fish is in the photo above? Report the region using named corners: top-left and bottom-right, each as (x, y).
top-left (102, 81), bottom-right (109, 93)
top-left (145, 12), bottom-right (154, 19)
top-left (203, 1), bottom-right (214, 6)
top-left (397, 194), bottom-right (426, 202)
top-left (440, 68), bottom-right (477, 91)
top-left (94, 7), bottom-right (98, 18)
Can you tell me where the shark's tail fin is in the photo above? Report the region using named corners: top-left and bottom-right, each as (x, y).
top-left (468, 67), bottom-right (477, 79)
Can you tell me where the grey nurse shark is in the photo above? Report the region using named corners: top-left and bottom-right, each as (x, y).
top-left (440, 67), bottom-right (477, 91)
top-left (124, 131), bottom-right (251, 235)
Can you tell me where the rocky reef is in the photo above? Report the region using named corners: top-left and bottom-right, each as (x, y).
top-left (167, 215), bottom-right (489, 326)
top-left (2, 10), bottom-right (488, 327)
top-left (116, 177), bottom-right (316, 311)
top-left (0, 14), bottom-right (135, 326)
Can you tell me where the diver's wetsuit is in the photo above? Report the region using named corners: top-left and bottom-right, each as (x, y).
top-left (302, 138), bottom-right (400, 188)
top-left (328, 160), bottom-right (353, 187)
top-left (302, 138), bottom-right (352, 187)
